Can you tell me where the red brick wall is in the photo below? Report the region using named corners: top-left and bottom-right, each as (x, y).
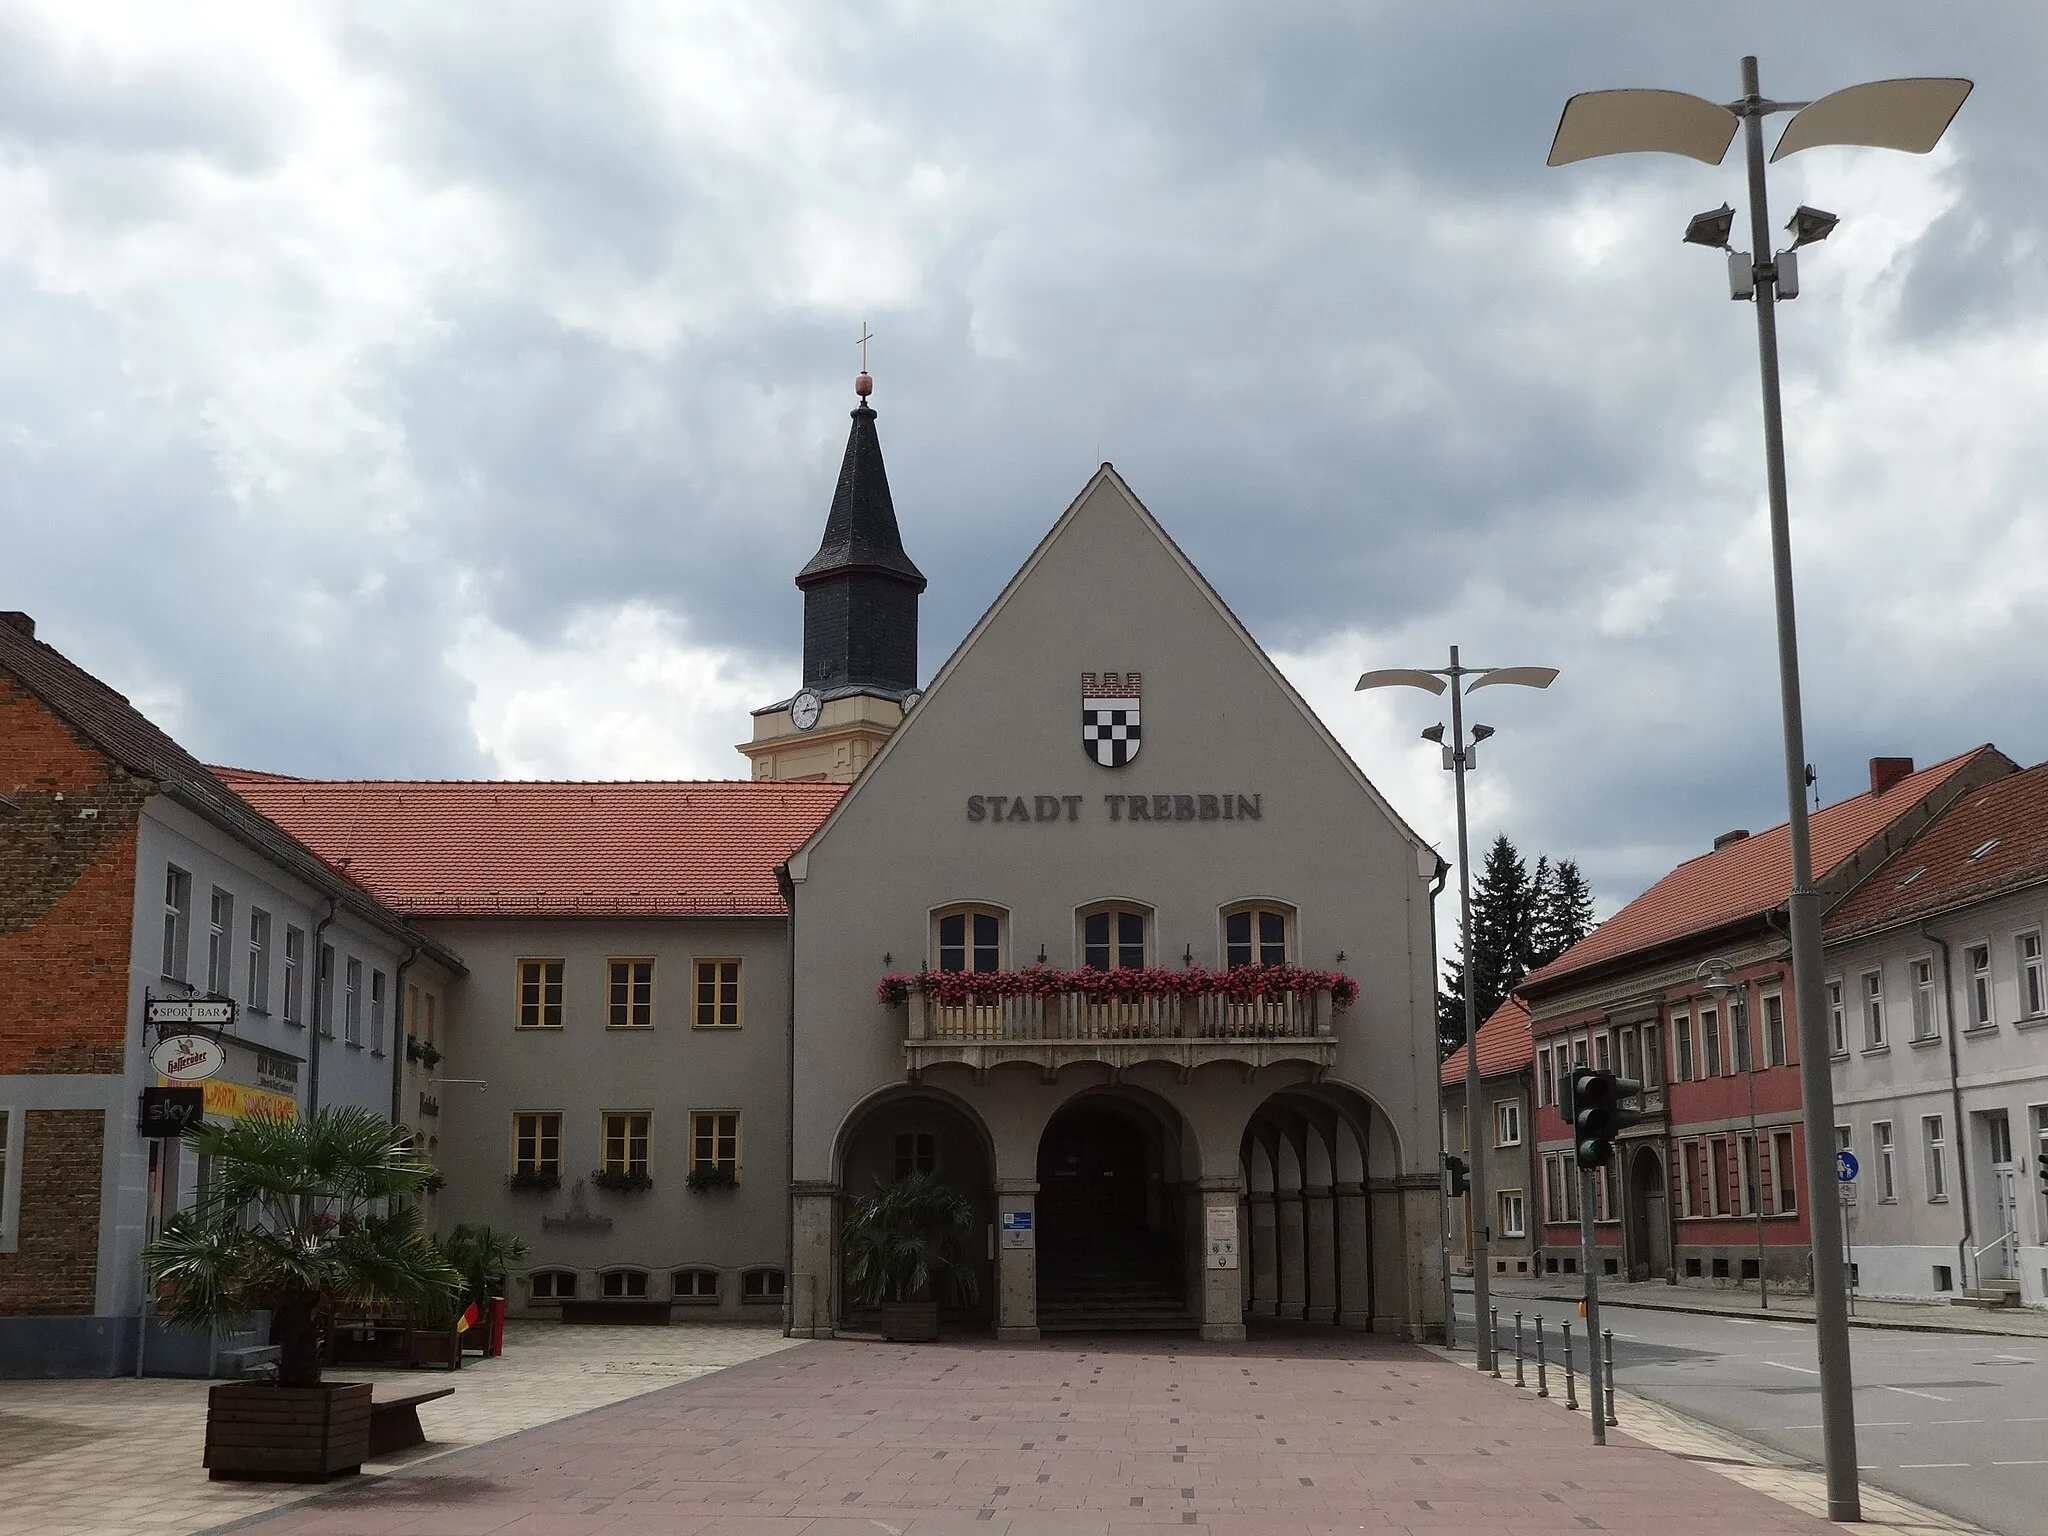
top-left (0, 1109), bottom-right (106, 1314)
top-left (1, 678), bottom-right (150, 1076)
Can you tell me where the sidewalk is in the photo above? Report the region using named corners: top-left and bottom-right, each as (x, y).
top-left (0, 1320), bottom-right (799, 1536)
top-left (1457, 1273), bottom-right (2048, 1338)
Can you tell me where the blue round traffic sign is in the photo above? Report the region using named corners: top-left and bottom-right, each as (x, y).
top-left (1837, 1150), bottom-right (1859, 1182)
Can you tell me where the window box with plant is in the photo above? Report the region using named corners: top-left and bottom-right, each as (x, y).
top-left (686, 1161), bottom-right (738, 1192)
top-left (590, 1167), bottom-right (654, 1193)
top-left (405, 1035), bottom-right (443, 1069)
top-left (841, 1172), bottom-right (980, 1342)
top-left (506, 1168), bottom-right (561, 1193)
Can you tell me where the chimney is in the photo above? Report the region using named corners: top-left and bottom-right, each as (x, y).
top-left (1869, 757), bottom-right (1914, 797)
top-left (0, 612), bottom-right (33, 639)
top-left (1713, 829), bottom-right (1750, 851)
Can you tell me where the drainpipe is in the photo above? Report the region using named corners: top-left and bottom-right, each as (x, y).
top-left (390, 944), bottom-right (421, 1127)
top-left (1922, 922), bottom-right (1974, 1289)
top-left (303, 897), bottom-right (339, 1117)
top-left (777, 862), bottom-right (799, 1339)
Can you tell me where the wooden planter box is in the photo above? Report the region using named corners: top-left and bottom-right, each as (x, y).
top-left (204, 1381), bottom-right (373, 1482)
top-left (407, 1328), bottom-right (464, 1369)
top-left (880, 1300), bottom-right (940, 1342)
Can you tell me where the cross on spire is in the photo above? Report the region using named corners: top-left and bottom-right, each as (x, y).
top-left (857, 321), bottom-right (874, 372)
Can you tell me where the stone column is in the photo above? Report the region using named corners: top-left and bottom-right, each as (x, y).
top-left (994, 1178), bottom-right (1039, 1342)
top-left (1303, 1184), bottom-right (1337, 1324)
top-left (1401, 1174), bottom-right (1446, 1341)
top-left (1196, 1176), bottom-right (1246, 1342)
top-left (1247, 1191), bottom-right (1279, 1317)
top-left (1275, 1190), bottom-right (1307, 1320)
top-left (787, 1181), bottom-right (840, 1338)
top-left (1368, 1181), bottom-right (1406, 1336)
top-left (1333, 1181), bottom-right (1373, 1328)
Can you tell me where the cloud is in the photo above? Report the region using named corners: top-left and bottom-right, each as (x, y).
top-left (3, 0), bottom-right (2045, 921)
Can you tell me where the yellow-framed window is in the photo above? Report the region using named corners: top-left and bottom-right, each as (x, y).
top-left (694, 959), bottom-right (741, 1028)
top-left (517, 960), bottom-right (565, 1029)
top-left (1223, 904), bottom-right (1292, 967)
top-left (608, 959), bottom-right (655, 1029)
top-left (602, 1111), bottom-right (651, 1176)
top-left (690, 1110), bottom-right (740, 1176)
top-left (513, 1112), bottom-right (562, 1177)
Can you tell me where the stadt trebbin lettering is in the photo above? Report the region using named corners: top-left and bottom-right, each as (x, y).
top-left (964, 793), bottom-right (1264, 823)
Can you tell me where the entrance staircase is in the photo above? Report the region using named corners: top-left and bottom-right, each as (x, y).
top-left (1037, 1231), bottom-right (1195, 1332)
top-left (1952, 1278), bottom-right (2021, 1310)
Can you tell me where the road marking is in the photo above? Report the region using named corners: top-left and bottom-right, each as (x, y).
top-left (1882, 1386), bottom-right (1953, 1402)
top-left (1899, 1463), bottom-right (1968, 1469)
top-left (1994, 1460), bottom-right (2048, 1466)
top-left (1762, 1360), bottom-right (1820, 1375)
top-left (1928, 1419), bottom-right (1982, 1425)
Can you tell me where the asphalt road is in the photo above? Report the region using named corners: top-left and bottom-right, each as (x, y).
top-left (1454, 1294), bottom-right (2048, 1536)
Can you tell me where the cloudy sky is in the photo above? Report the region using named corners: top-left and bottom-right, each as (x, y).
top-left (5, 2), bottom-right (2045, 917)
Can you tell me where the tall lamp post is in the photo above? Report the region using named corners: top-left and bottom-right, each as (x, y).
top-left (1358, 648), bottom-right (1558, 1375)
top-left (1548, 58), bottom-right (1971, 1522)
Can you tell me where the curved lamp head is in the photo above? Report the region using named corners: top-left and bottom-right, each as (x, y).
top-left (1356, 668), bottom-right (1448, 695)
top-left (1695, 957), bottom-right (1740, 994)
top-left (1771, 77), bottom-right (1972, 162)
top-left (1466, 666), bottom-right (1559, 692)
top-left (1548, 88), bottom-right (1738, 167)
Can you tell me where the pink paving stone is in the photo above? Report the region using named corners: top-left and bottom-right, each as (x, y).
top-left (205, 1332), bottom-right (1837, 1536)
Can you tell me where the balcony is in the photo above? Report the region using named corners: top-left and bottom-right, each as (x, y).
top-left (901, 987), bottom-right (1340, 1079)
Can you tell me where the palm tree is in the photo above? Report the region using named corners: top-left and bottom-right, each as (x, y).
top-left (443, 1223), bottom-right (529, 1309)
top-left (841, 1172), bottom-right (981, 1308)
top-left (143, 1107), bottom-right (460, 1386)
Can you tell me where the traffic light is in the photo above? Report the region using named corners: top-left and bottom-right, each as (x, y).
top-left (2037, 1147), bottom-right (2048, 1194)
top-left (1570, 1067), bottom-right (1647, 1168)
top-left (1444, 1153), bottom-right (1470, 1198)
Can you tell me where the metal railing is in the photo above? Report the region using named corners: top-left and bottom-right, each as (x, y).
top-left (910, 989), bottom-right (1334, 1043)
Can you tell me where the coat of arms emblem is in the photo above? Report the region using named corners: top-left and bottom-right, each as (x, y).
top-left (1081, 671), bottom-right (1142, 767)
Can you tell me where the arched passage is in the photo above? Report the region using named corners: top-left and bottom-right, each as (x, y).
top-left (1034, 1088), bottom-right (1195, 1330)
top-left (1626, 1143), bottom-right (1669, 1281)
top-left (835, 1088), bottom-right (996, 1330)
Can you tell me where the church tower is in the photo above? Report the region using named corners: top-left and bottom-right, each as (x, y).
top-left (739, 367), bottom-right (926, 782)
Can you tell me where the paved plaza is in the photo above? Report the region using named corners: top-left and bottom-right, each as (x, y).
top-left (186, 1331), bottom-right (1853, 1536)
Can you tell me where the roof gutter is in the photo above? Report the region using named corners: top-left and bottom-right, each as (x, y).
top-left (1920, 921), bottom-right (1974, 1288)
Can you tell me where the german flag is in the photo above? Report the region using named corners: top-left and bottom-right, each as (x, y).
top-left (455, 1301), bottom-right (480, 1333)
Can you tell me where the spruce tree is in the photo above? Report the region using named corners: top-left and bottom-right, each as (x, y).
top-left (1437, 839), bottom-right (1598, 1060)
top-left (1531, 859), bottom-right (1596, 968)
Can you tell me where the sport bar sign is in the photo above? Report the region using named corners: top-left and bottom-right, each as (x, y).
top-left (146, 998), bottom-right (236, 1028)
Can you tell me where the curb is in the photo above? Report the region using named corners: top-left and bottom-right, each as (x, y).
top-left (1453, 1285), bottom-right (2048, 1340)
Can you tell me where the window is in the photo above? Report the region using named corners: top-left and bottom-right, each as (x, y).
top-left (937, 910), bottom-right (1001, 973)
top-left (1922, 1115), bottom-right (1947, 1200)
top-left (1731, 995), bottom-right (1752, 1071)
top-left (1910, 959), bottom-right (1938, 1041)
top-left (694, 960), bottom-right (741, 1028)
top-left (609, 959), bottom-right (655, 1029)
top-left (206, 889), bottom-right (234, 995)
top-left (1773, 1130), bottom-right (1797, 1213)
top-left (1673, 1015), bottom-right (1693, 1081)
top-left (1082, 906), bottom-right (1148, 969)
top-left (282, 927), bottom-right (304, 1025)
top-left (602, 1112), bottom-right (651, 1177)
top-left (1594, 1032), bottom-right (1612, 1072)
top-left (0, 1110), bottom-right (11, 1245)
top-left (426, 992), bottom-right (438, 1045)
top-left (1762, 993), bottom-right (1786, 1067)
top-left (1967, 945), bottom-right (1993, 1026)
top-left (1537, 1047), bottom-right (1555, 1108)
top-left (742, 1267), bottom-right (785, 1303)
top-left (1874, 1122), bottom-right (1895, 1201)
top-left (161, 867), bottom-right (191, 981)
top-left (894, 1131), bottom-right (936, 1179)
top-left (1619, 1027), bottom-right (1641, 1085)
top-left (1826, 980), bottom-right (1846, 1055)
top-left (1738, 1133), bottom-right (1760, 1216)
top-left (1701, 1007), bottom-right (1721, 1078)
top-left (529, 1270), bottom-right (577, 1300)
top-left (318, 945), bottom-right (336, 1038)
top-left (691, 1111), bottom-right (740, 1178)
top-left (406, 983), bottom-right (420, 1040)
top-left (2021, 933), bottom-right (2045, 1018)
top-left (674, 1268), bottom-right (719, 1302)
top-left (370, 970), bottom-right (386, 1055)
top-left (1543, 1154), bottom-right (1565, 1224)
top-left (1498, 1190), bottom-right (1526, 1239)
top-left (1223, 905), bottom-right (1291, 967)
top-left (518, 960), bottom-right (565, 1029)
top-left (343, 957), bottom-right (363, 1045)
top-left (246, 909), bottom-right (271, 1011)
top-left (1593, 1165), bottom-right (1613, 1222)
top-left (1677, 1140), bottom-right (1698, 1218)
top-left (513, 1112), bottom-right (562, 1179)
top-left (600, 1269), bottom-right (648, 1299)
top-left (1862, 970), bottom-right (1885, 1048)
top-left (1571, 1036), bottom-right (1587, 1068)
top-left (1493, 1100), bottom-right (1521, 1147)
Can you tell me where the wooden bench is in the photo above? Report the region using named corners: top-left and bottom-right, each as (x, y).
top-left (559, 1299), bottom-right (670, 1326)
top-left (367, 1386), bottom-right (454, 1458)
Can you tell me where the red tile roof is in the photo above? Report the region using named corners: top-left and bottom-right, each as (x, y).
top-left (1441, 995), bottom-right (1532, 1085)
top-left (1521, 748), bottom-right (1997, 990)
top-left (1826, 759), bottom-right (2048, 939)
top-left (213, 771), bottom-right (845, 918)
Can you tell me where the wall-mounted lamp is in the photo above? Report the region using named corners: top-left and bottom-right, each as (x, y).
top-left (1037, 944), bottom-right (1048, 964)
top-left (883, 952), bottom-right (892, 967)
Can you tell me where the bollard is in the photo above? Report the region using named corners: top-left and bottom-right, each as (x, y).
top-left (1514, 1311), bottom-right (1525, 1388)
top-left (1534, 1313), bottom-right (1549, 1398)
top-left (1562, 1319), bottom-right (1578, 1411)
top-left (1603, 1329), bottom-right (1618, 1427)
top-left (1489, 1308), bottom-right (1501, 1377)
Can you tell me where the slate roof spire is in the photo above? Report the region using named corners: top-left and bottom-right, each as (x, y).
top-left (794, 371), bottom-right (926, 695)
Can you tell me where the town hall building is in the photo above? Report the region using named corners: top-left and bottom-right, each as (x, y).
top-left (3, 376), bottom-right (1447, 1368)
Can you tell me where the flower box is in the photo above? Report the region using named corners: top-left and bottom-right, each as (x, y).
top-left (589, 1168), bottom-right (654, 1193)
top-left (203, 1381), bottom-right (373, 1482)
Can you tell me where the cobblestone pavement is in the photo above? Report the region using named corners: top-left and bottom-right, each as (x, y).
top-left (207, 1331), bottom-right (1843, 1535)
top-left (0, 1321), bottom-right (800, 1536)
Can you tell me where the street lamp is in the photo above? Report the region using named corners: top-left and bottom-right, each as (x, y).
top-left (1358, 647), bottom-right (1557, 1375)
top-left (1548, 57), bottom-right (1971, 1522)
top-left (1698, 958), bottom-right (1767, 1311)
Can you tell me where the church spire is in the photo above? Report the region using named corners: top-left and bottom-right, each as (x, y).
top-left (794, 365), bottom-right (925, 696)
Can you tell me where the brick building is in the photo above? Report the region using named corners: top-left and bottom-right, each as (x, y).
top-left (1517, 748), bottom-right (2012, 1290)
